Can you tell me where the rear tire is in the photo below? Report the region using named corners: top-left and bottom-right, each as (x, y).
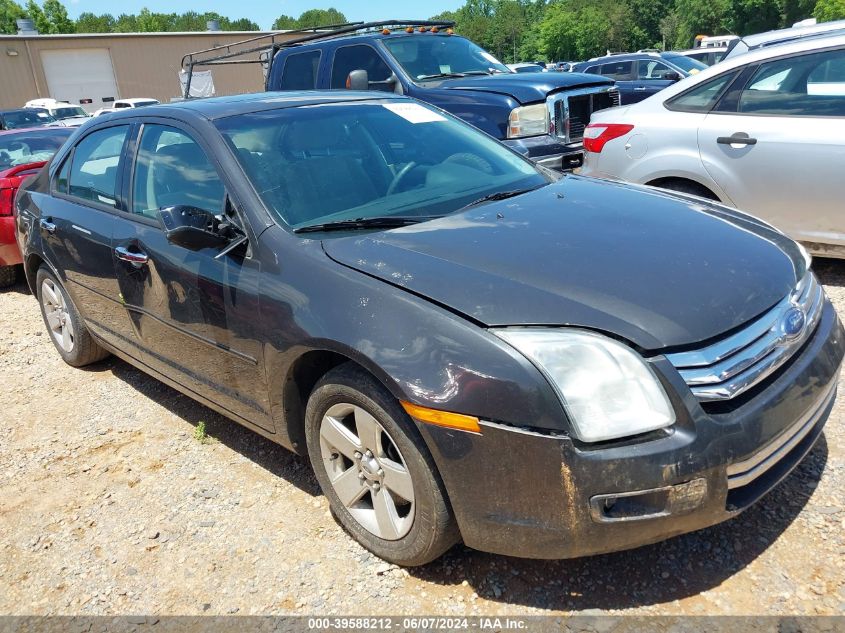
top-left (305, 363), bottom-right (459, 566)
top-left (651, 178), bottom-right (719, 201)
top-left (36, 266), bottom-right (110, 367)
top-left (0, 265), bottom-right (18, 288)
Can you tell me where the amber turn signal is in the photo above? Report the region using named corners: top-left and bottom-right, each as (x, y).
top-left (400, 402), bottom-right (481, 433)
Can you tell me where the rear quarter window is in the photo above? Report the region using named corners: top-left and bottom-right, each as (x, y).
top-left (280, 50), bottom-right (321, 90)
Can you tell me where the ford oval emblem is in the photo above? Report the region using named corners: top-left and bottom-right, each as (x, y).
top-left (781, 307), bottom-right (806, 340)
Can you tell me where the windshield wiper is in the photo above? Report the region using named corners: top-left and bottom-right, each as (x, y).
top-left (416, 72), bottom-right (467, 80)
top-left (459, 188), bottom-right (538, 211)
top-left (293, 216), bottom-right (438, 234)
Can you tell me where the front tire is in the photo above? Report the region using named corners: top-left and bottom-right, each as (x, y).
top-left (305, 364), bottom-right (458, 566)
top-left (36, 266), bottom-right (110, 367)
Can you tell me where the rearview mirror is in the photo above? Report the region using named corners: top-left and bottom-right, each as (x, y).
top-left (157, 205), bottom-right (229, 251)
top-left (347, 69), bottom-right (369, 91)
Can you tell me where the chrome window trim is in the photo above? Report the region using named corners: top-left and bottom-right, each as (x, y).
top-left (667, 273), bottom-right (824, 401)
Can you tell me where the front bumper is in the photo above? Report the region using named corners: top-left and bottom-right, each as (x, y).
top-left (0, 216), bottom-right (22, 267)
top-left (502, 134), bottom-right (585, 171)
top-left (417, 300), bottom-right (844, 559)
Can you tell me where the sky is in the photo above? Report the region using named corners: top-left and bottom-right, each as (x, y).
top-left (63, 1), bottom-right (467, 30)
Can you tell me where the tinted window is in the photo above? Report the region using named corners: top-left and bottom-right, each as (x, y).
top-left (662, 54), bottom-right (707, 73)
top-left (331, 45), bottom-right (392, 89)
top-left (55, 154), bottom-right (70, 194)
top-left (132, 125), bottom-right (224, 219)
top-left (281, 51), bottom-right (321, 90)
top-left (599, 61), bottom-right (633, 80)
top-left (216, 102), bottom-right (547, 229)
top-left (67, 126), bottom-right (128, 207)
top-left (2, 109), bottom-right (56, 129)
top-left (0, 129), bottom-right (71, 170)
top-left (585, 65), bottom-right (600, 74)
top-left (666, 72), bottom-right (738, 113)
top-left (738, 48), bottom-right (845, 116)
top-left (638, 60), bottom-right (675, 80)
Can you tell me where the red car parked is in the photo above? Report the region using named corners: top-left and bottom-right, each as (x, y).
top-left (0, 127), bottom-right (72, 286)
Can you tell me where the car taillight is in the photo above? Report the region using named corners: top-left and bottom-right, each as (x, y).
top-left (0, 187), bottom-right (13, 217)
top-left (583, 124), bottom-right (634, 153)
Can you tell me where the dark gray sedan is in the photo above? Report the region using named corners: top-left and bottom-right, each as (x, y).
top-left (14, 92), bottom-right (844, 565)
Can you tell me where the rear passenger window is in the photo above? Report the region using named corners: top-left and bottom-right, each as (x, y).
top-left (331, 45), bottom-right (393, 90)
top-left (600, 61), bottom-right (633, 80)
top-left (67, 126), bottom-right (128, 208)
top-left (665, 71), bottom-right (738, 113)
top-left (280, 50), bottom-right (321, 90)
top-left (739, 48), bottom-right (845, 116)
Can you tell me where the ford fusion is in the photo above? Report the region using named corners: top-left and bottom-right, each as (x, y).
top-left (15, 93), bottom-right (844, 565)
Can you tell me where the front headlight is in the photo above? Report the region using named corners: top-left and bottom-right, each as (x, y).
top-left (494, 329), bottom-right (675, 442)
top-left (507, 103), bottom-right (549, 138)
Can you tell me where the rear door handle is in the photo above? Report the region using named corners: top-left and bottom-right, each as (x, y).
top-left (115, 245), bottom-right (149, 266)
top-left (717, 133), bottom-right (757, 146)
top-left (39, 218), bottom-right (56, 234)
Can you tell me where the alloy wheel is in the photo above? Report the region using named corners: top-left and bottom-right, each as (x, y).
top-left (319, 403), bottom-right (415, 540)
top-left (41, 278), bottom-right (74, 353)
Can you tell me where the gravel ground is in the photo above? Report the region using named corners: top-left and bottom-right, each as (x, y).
top-left (2, 261), bottom-right (845, 617)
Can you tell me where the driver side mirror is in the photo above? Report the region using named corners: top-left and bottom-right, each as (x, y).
top-left (347, 69), bottom-right (369, 91)
top-left (157, 205), bottom-right (229, 251)
top-left (665, 71), bottom-right (682, 82)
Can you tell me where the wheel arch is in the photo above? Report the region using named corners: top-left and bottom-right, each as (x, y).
top-left (275, 345), bottom-right (409, 456)
top-left (645, 176), bottom-right (721, 201)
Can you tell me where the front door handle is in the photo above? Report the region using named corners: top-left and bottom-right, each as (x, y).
top-left (717, 133), bottom-right (758, 146)
top-left (39, 218), bottom-right (56, 234)
top-left (634, 86), bottom-right (648, 91)
top-left (115, 245), bottom-right (149, 266)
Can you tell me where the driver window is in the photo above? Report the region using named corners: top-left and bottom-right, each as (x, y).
top-left (132, 124), bottom-right (225, 220)
top-left (331, 45), bottom-right (393, 90)
top-left (638, 61), bottom-right (673, 80)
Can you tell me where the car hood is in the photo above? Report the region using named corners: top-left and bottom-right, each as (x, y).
top-left (323, 177), bottom-right (806, 351)
top-left (439, 72), bottom-right (613, 104)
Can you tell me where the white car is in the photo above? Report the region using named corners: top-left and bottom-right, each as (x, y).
top-left (93, 98), bottom-right (160, 117)
top-left (23, 98), bottom-right (90, 127)
top-left (580, 33), bottom-right (845, 257)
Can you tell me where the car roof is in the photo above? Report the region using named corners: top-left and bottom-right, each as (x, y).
top-left (577, 52), bottom-right (675, 64)
top-left (674, 47), bottom-right (729, 54)
top-left (96, 91), bottom-right (410, 122)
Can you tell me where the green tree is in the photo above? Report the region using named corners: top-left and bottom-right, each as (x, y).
top-left (76, 11), bottom-right (115, 32)
top-left (674, 0), bottom-right (731, 48)
top-left (729, 0), bottom-right (780, 34)
top-left (814, 0), bottom-right (845, 20)
top-left (0, 0), bottom-right (25, 34)
top-left (42, 0), bottom-right (73, 33)
top-left (272, 14), bottom-right (298, 29)
top-left (24, 0), bottom-right (48, 32)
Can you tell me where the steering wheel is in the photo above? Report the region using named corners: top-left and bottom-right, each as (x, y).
top-left (386, 161), bottom-right (418, 196)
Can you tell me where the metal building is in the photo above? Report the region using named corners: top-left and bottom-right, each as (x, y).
top-left (0, 21), bottom-right (297, 112)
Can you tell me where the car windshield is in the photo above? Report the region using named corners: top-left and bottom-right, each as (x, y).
top-left (216, 101), bottom-right (549, 231)
top-left (383, 36), bottom-right (510, 80)
top-left (52, 106), bottom-right (89, 119)
top-left (3, 110), bottom-right (57, 129)
top-left (0, 129), bottom-right (70, 169)
top-left (664, 54), bottom-right (707, 74)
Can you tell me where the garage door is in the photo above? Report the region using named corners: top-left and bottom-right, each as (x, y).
top-left (40, 49), bottom-right (119, 113)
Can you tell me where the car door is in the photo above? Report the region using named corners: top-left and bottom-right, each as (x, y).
top-left (36, 124), bottom-right (132, 347)
top-left (111, 121), bottom-right (274, 430)
top-left (599, 61), bottom-right (636, 104)
top-left (698, 46), bottom-right (845, 246)
top-left (631, 60), bottom-right (675, 102)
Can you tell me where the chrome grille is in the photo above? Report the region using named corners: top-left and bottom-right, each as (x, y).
top-left (549, 87), bottom-right (621, 144)
top-left (666, 273), bottom-right (824, 402)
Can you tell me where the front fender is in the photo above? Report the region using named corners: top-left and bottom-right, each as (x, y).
top-left (256, 227), bottom-right (568, 450)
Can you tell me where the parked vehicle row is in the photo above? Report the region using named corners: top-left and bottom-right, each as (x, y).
top-left (582, 33), bottom-right (845, 257)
